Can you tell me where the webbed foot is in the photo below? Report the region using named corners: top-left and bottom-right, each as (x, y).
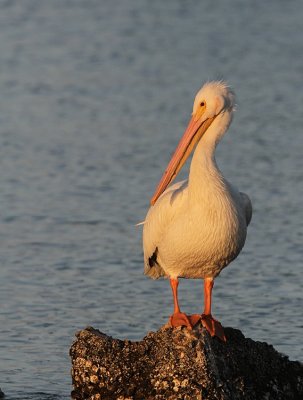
top-left (201, 313), bottom-right (226, 342)
top-left (169, 312), bottom-right (193, 329)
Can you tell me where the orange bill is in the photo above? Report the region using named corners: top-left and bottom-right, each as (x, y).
top-left (150, 115), bottom-right (215, 205)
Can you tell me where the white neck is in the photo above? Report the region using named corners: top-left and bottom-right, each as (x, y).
top-left (188, 111), bottom-right (232, 200)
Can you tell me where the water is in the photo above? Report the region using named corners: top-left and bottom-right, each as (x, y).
top-left (0, 0), bottom-right (302, 398)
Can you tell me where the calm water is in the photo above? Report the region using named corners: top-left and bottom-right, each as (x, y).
top-left (0, 1), bottom-right (302, 398)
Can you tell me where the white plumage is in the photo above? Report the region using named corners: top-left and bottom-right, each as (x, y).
top-left (142, 81), bottom-right (252, 340)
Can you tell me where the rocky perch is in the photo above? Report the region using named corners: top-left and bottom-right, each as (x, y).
top-left (70, 324), bottom-right (303, 400)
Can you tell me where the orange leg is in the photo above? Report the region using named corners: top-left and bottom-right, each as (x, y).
top-left (203, 277), bottom-right (214, 315)
top-left (169, 278), bottom-right (192, 329)
top-left (201, 278), bottom-right (226, 342)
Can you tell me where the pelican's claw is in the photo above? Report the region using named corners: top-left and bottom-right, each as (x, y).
top-left (201, 313), bottom-right (226, 342)
top-left (188, 314), bottom-right (202, 327)
top-left (169, 312), bottom-right (193, 330)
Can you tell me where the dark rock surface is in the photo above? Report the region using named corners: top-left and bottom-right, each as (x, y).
top-left (70, 324), bottom-right (303, 400)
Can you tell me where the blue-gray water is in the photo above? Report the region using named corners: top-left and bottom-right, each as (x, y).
top-left (0, 1), bottom-right (302, 399)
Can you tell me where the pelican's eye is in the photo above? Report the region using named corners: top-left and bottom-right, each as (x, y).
top-left (200, 101), bottom-right (205, 107)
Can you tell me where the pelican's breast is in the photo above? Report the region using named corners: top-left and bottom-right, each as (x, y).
top-left (157, 182), bottom-right (248, 279)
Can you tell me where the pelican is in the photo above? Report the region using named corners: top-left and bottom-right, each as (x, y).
top-left (142, 81), bottom-right (252, 341)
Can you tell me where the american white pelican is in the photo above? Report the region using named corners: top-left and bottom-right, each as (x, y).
top-left (143, 81), bottom-right (252, 341)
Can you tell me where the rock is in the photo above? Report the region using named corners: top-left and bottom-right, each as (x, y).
top-left (70, 323), bottom-right (303, 400)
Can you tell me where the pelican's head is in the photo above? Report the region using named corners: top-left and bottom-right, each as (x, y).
top-left (192, 81), bottom-right (235, 120)
top-left (150, 81), bottom-right (235, 205)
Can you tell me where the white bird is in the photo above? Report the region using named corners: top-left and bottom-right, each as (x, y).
top-left (142, 81), bottom-right (252, 341)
